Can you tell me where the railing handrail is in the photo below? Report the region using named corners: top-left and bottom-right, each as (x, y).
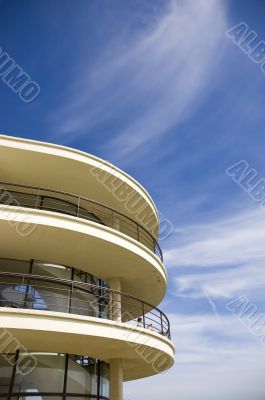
top-left (0, 181), bottom-right (163, 261)
top-left (0, 271), bottom-right (170, 338)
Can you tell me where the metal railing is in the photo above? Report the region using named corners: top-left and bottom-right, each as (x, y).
top-left (0, 271), bottom-right (171, 339)
top-left (0, 181), bottom-right (163, 261)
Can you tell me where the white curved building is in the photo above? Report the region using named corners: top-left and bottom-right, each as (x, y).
top-left (0, 135), bottom-right (175, 400)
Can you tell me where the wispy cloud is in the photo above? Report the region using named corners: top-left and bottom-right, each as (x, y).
top-left (126, 313), bottom-right (265, 400)
top-left (165, 208), bottom-right (265, 268)
top-left (49, 0), bottom-right (228, 162)
top-left (164, 207), bottom-right (265, 299)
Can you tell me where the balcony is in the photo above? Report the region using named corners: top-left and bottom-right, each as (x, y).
top-left (0, 271), bottom-right (170, 339)
top-left (0, 182), bottom-right (163, 261)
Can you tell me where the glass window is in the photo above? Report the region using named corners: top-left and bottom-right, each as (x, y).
top-left (40, 197), bottom-right (77, 217)
top-left (14, 353), bottom-right (65, 394)
top-left (99, 361), bottom-right (109, 398)
top-left (73, 270), bottom-right (98, 286)
top-left (0, 258), bottom-right (30, 274)
top-left (78, 207), bottom-right (104, 225)
top-left (0, 275), bottom-right (25, 309)
top-left (1, 191), bottom-right (38, 209)
top-left (0, 354), bottom-right (14, 393)
top-left (24, 279), bottom-right (70, 313)
top-left (12, 396), bottom-right (62, 400)
top-left (66, 356), bottom-right (97, 395)
top-left (32, 261), bottom-right (71, 280)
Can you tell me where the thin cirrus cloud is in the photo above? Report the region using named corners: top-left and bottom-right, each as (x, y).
top-left (164, 207), bottom-right (265, 299)
top-left (50, 0), bottom-right (228, 162)
top-left (165, 208), bottom-right (265, 268)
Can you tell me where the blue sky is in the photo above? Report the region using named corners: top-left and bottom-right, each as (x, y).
top-left (1, 0), bottom-right (265, 399)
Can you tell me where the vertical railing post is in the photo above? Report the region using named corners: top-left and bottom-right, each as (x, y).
top-left (36, 188), bottom-right (41, 209)
top-left (77, 197), bottom-right (80, 218)
top-left (160, 313), bottom-right (164, 336)
top-left (137, 224), bottom-right (140, 242)
top-left (111, 210), bottom-right (115, 228)
top-left (142, 302), bottom-right (145, 328)
top-left (19, 275), bottom-right (25, 309)
top-left (69, 282), bottom-right (73, 313)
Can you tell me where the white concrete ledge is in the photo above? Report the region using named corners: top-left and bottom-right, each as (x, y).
top-left (0, 308), bottom-right (175, 381)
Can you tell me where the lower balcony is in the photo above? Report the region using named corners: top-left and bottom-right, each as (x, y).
top-left (0, 269), bottom-right (175, 381)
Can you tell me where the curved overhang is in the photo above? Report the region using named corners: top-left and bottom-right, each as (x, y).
top-left (0, 134), bottom-right (159, 238)
top-left (0, 308), bottom-right (175, 381)
top-left (0, 205), bottom-right (167, 306)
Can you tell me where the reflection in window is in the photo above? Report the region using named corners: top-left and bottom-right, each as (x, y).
top-left (32, 261), bottom-right (71, 280)
top-left (0, 258), bottom-right (110, 319)
top-left (2, 351), bottom-right (109, 399)
top-left (14, 286), bottom-right (47, 310)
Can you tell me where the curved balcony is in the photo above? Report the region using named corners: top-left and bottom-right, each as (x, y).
top-left (0, 182), bottom-right (163, 261)
top-left (0, 271), bottom-right (171, 339)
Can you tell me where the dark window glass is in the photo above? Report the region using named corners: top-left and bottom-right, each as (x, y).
top-left (0, 258), bottom-right (30, 274)
top-left (0, 190), bottom-right (38, 209)
top-left (0, 354), bottom-right (14, 393)
top-left (40, 196), bottom-right (77, 217)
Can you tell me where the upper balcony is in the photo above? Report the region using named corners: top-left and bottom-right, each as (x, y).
top-left (0, 135), bottom-right (159, 238)
top-left (0, 181), bottom-right (162, 261)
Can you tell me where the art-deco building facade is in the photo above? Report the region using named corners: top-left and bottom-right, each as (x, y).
top-left (0, 135), bottom-right (174, 399)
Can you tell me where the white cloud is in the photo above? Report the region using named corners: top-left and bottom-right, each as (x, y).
top-left (50, 0), bottom-right (228, 162)
top-left (125, 313), bottom-right (265, 400)
top-left (165, 208), bottom-right (265, 268)
top-left (164, 207), bottom-right (265, 299)
top-left (175, 263), bottom-right (265, 299)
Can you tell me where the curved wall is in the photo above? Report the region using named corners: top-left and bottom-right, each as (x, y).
top-left (0, 135), bottom-right (159, 238)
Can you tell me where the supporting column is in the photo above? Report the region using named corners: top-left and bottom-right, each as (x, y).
top-left (109, 278), bottom-right (122, 322)
top-left (109, 278), bottom-right (123, 400)
top-left (110, 358), bottom-right (123, 400)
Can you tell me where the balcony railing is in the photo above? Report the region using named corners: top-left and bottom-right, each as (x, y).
top-left (0, 182), bottom-right (163, 261)
top-left (0, 271), bottom-right (171, 339)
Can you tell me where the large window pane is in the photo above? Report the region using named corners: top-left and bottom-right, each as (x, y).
top-left (0, 354), bottom-right (14, 393)
top-left (99, 362), bottom-right (109, 398)
top-left (24, 280), bottom-right (70, 313)
top-left (14, 353), bottom-right (65, 394)
top-left (67, 356), bottom-right (97, 395)
top-left (32, 261), bottom-right (71, 280)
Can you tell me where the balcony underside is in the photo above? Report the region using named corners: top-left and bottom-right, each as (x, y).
top-left (0, 308), bottom-right (175, 381)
